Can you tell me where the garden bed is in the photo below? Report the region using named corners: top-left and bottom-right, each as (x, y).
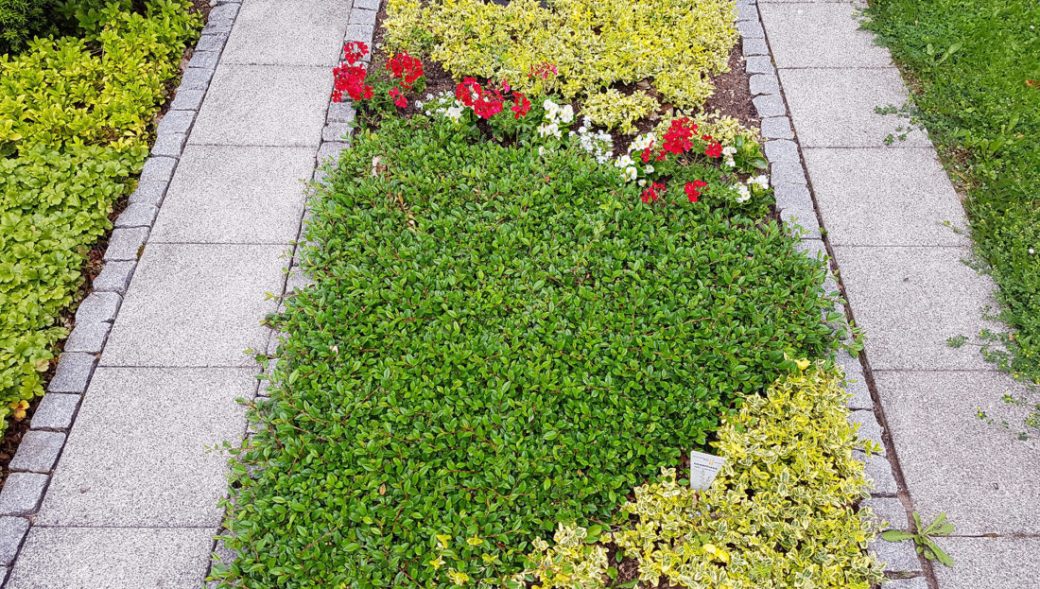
top-left (214, 1), bottom-right (883, 587)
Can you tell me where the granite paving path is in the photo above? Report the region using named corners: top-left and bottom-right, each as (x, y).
top-left (0, 0), bottom-right (364, 586)
top-left (748, 0), bottom-right (1040, 587)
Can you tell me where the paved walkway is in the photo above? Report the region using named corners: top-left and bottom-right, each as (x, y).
top-left (0, 0), bottom-right (368, 586)
top-left (743, 0), bottom-right (1040, 587)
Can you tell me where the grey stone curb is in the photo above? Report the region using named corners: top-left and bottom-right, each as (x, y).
top-left (740, 0), bottom-right (932, 582)
top-left (0, 1), bottom-right (243, 572)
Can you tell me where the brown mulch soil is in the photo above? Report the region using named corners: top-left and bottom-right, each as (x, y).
top-left (0, 0), bottom-right (210, 490)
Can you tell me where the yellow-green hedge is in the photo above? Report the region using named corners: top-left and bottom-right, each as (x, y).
top-left (384, 0), bottom-right (737, 126)
top-left (521, 366), bottom-right (886, 589)
top-left (0, 0), bottom-right (200, 429)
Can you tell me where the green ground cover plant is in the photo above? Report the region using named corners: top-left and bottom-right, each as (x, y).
top-left (214, 111), bottom-right (842, 588)
top-left (865, 0), bottom-right (1040, 383)
top-left (0, 0), bottom-right (200, 428)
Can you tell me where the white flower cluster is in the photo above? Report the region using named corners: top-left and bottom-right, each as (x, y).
top-left (420, 91), bottom-right (466, 122)
top-left (722, 145), bottom-right (737, 168)
top-left (572, 118), bottom-right (613, 164)
top-left (538, 99), bottom-right (574, 139)
top-left (629, 132), bottom-right (656, 153)
top-left (614, 154), bottom-right (638, 182)
top-left (735, 174), bottom-right (770, 203)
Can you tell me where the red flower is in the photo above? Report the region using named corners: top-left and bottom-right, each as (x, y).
top-left (456, 77), bottom-right (482, 107)
top-left (342, 41), bottom-right (369, 65)
top-left (473, 91), bottom-right (504, 119)
top-left (528, 62), bottom-right (558, 80)
top-left (641, 181), bottom-right (667, 204)
top-left (332, 62), bottom-right (373, 102)
top-left (386, 52), bottom-right (424, 89)
top-left (641, 146), bottom-right (654, 164)
top-left (705, 142), bottom-right (723, 158)
top-left (684, 179), bottom-right (708, 203)
top-left (389, 86), bottom-right (408, 109)
top-left (701, 134), bottom-right (713, 142)
top-left (511, 92), bottom-right (531, 119)
top-left (662, 118), bottom-right (697, 155)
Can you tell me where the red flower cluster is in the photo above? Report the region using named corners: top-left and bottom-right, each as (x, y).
top-left (529, 62), bottom-right (558, 80)
top-left (387, 52), bottom-right (424, 89)
top-left (511, 92), bottom-right (531, 119)
top-left (641, 181), bottom-right (667, 204)
top-left (662, 117), bottom-right (698, 155)
top-left (702, 134), bottom-right (723, 158)
top-left (333, 63), bottom-right (372, 102)
top-left (684, 179), bottom-right (708, 203)
top-left (332, 41), bottom-right (373, 103)
top-left (455, 77), bottom-right (530, 121)
top-left (342, 41), bottom-right (368, 65)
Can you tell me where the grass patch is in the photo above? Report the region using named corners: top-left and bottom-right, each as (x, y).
top-left (864, 0), bottom-right (1040, 381)
top-left (215, 115), bottom-right (840, 588)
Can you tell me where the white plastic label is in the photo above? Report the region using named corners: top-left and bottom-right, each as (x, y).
top-left (689, 450), bottom-right (725, 490)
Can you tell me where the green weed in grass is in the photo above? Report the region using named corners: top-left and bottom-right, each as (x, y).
top-left (214, 115), bottom-right (841, 588)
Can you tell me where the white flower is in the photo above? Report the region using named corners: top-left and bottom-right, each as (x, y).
top-left (559, 105), bottom-right (575, 124)
top-left (735, 184), bottom-right (751, 203)
top-left (643, 164), bottom-right (655, 174)
top-left (426, 93), bottom-right (434, 100)
top-left (638, 179), bottom-right (647, 187)
top-left (749, 175), bottom-right (769, 190)
top-left (724, 157), bottom-right (735, 168)
top-left (543, 99), bottom-right (559, 114)
top-left (630, 133), bottom-right (656, 153)
top-left (622, 166), bottom-right (638, 182)
top-left (615, 155), bottom-right (634, 168)
top-left (1030, 247), bottom-right (1036, 255)
top-left (444, 106), bottom-right (464, 122)
top-left (414, 100), bottom-right (424, 110)
top-left (538, 146), bottom-right (547, 156)
top-left (538, 122), bottom-right (561, 139)
top-left (722, 146), bottom-right (737, 157)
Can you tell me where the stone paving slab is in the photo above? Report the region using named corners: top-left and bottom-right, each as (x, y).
top-left (759, 2), bottom-right (891, 68)
top-left (933, 537), bottom-right (1040, 589)
top-left (101, 244), bottom-right (285, 367)
top-left (779, 68), bottom-right (931, 148)
top-left (831, 246), bottom-right (999, 371)
top-left (36, 368), bottom-right (255, 527)
top-left (6, 527), bottom-right (213, 589)
top-left (151, 145), bottom-right (314, 244)
top-left (802, 148), bottom-right (970, 247)
top-left (874, 370), bottom-right (1040, 535)
top-left (223, 0), bottom-right (351, 66)
top-left (189, 64), bottom-right (331, 147)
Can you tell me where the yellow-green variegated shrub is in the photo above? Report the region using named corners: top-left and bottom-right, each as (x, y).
top-left (522, 367), bottom-right (885, 589)
top-left (383, 0), bottom-right (737, 126)
top-left (0, 0), bottom-right (199, 430)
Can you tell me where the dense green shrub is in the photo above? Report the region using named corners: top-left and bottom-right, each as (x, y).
top-left (0, 145), bottom-right (144, 407)
top-left (865, 0), bottom-right (1040, 384)
top-left (0, 0), bottom-right (199, 427)
top-left (0, 0), bottom-right (53, 55)
top-left (214, 114), bottom-right (840, 588)
top-left (0, 0), bottom-right (199, 154)
top-left (524, 366), bottom-right (884, 589)
top-left (0, 0), bottom-right (121, 55)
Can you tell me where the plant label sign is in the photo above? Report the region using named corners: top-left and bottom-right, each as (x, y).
top-left (689, 450), bottom-right (725, 490)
